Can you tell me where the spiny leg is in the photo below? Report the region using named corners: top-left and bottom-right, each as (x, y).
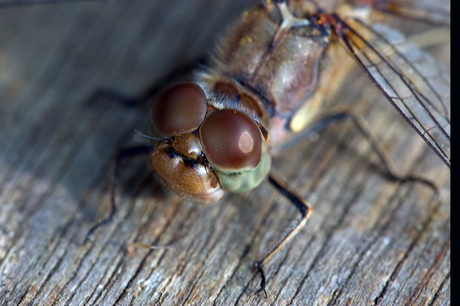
top-left (86, 57), bottom-right (208, 108)
top-left (256, 172), bottom-right (313, 296)
top-left (324, 108), bottom-right (438, 191)
top-left (256, 106), bottom-right (439, 294)
top-left (281, 107), bottom-right (438, 192)
top-left (87, 89), bottom-right (142, 107)
top-left (85, 144), bottom-right (153, 243)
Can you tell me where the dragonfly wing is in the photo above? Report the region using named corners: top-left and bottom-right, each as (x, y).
top-left (343, 0), bottom-right (450, 25)
top-left (336, 18), bottom-right (450, 167)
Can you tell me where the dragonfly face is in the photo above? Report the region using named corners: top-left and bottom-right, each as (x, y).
top-left (149, 82), bottom-right (271, 201)
top-left (148, 0), bottom-right (450, 201)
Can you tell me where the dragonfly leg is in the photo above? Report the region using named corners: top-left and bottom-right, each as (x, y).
top-left (139, 56), bottom-right (209, 102)
top-left (86, 88), bottom-right (142, 107)
top-left (322, 107), bottom-right (438, 191)
top-left (85, 144), bottom-right (153, 244)
top-left (255, 172), bottom-right (313, 296)
top-left (86, 57), bottom-right (209, 108)
top-left (256, 106), bottom-right (438, 293)
top-left (281, 107), bottom-right (438, 191)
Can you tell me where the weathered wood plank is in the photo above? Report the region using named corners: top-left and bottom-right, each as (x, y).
top-left (0, 1), bottom-right (450, 305)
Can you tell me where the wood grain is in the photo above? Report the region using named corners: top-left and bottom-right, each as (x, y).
top-left (0, 1), bottom-right (449, 305)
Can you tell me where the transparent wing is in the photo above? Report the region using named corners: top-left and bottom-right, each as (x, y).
top-left (343, 0), bottom-right (450, 25)
top-left (335, 17), bottom-right (450, 167)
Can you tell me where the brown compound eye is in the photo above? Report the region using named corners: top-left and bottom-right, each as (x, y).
top-left (150, 83), bottom-right (207, 138)
top-left (200, 109), bottom-right (262, 171)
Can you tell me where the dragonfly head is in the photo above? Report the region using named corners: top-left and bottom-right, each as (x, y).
top-left (149, 82), bottom-right (271, 202)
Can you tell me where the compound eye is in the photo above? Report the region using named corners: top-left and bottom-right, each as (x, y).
top-left (150, 83), bottom-right (207, 137)
top-left (200, 109), bottom-right (262, 171)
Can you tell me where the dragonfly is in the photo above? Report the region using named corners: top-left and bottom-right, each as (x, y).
top-left (0, 0), bottom-right (449, 297)
top-left (68, 0), bottom-right (449, 294)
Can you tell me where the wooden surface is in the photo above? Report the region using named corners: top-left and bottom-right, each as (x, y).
top-left (0, 1), bottom-right (450, 305)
